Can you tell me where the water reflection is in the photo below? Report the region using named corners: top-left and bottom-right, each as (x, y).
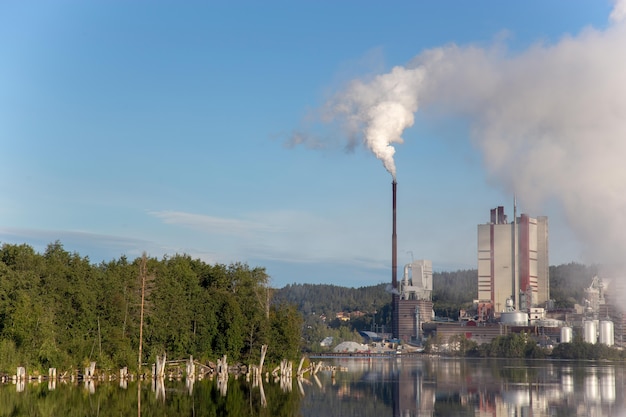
top-left (151, 377), bottom-right (165, 401)
top-left (300, 358), bottom-right (624, 417)
top-left (1, 358), bottom-right (625, 416)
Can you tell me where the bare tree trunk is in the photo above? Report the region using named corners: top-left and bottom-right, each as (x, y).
top-left (98, 316), bottom-right (102, 361)
top-left (138, 253), bottom-right (147, 374)
top-left (122, 286), bottom-right (129, 338)
top-left (259, 344), bottom-right (267, 372)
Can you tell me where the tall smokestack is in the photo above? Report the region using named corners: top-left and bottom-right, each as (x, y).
top-left (392, 180), bottom-right (399, 339)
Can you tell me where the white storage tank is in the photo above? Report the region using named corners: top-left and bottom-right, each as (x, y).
top-left (583, 320), bottom-right (597, 344)
top-left (560, 326), bottom-right (573, 343)
top-left (500, 311), bottom-right (528, 326)
top-left (599, 320), bottom-right (614, 346)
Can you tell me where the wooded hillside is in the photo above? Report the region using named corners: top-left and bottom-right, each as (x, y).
top-left (273, 283), bottom-right (390, 318)
top-left (275, 263), bottom-right (598, 328)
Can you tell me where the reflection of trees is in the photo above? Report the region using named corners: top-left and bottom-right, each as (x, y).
top-left (0, 378), bottom-right (301, 417)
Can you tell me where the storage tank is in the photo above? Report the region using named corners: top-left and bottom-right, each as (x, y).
top-left (599, 320), bottom-right (614, 346)
top-left (560, 326), bottom-right (573, 343)
top-left (500, 311), bottom-right (528, 326)
top-left (583, 320), bottom-right (597, 344)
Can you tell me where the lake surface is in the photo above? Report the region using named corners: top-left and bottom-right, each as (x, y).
top-left (1, 357), bottom-right (625, 416)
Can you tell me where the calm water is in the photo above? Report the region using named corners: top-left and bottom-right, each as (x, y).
top-left (1, 357), bottom-right (625, 416)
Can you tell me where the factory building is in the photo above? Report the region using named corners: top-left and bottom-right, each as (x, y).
top-left (477, 206), bottom-right (549, 319)
top-left (396, 260), bottom-right (434, 343)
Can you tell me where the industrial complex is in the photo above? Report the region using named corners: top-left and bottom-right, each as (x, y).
top-left (387, 185), bottom-right (623, 349)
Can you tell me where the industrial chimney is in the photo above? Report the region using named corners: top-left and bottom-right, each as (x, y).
top-left (392, 180), bottom-right (399, 339)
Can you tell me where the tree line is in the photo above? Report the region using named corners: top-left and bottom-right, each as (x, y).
top-left (0, 238), bottom-right (601, 370)
top-left (0, 242), bottom-right (302, 373)
top-left (426, 331), bottom-right (625, 361)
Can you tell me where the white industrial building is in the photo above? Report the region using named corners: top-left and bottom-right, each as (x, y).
top-left (477, 206), bottom-right (549, 319)
top-left (400, 259), bottom-right (433, 301)
top-left (396, 259), bottom-right (433, 343)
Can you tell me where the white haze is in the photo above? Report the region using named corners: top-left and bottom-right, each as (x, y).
top-left (410, 8), bottom-right (626, 275)
top-left (308, 1), bottom-right (626, 279)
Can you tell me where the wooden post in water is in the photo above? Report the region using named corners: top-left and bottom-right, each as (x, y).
top-left (16, 368), bottom-right (26, 393)
top-left (217, 355), bottom-right (228, 380)
top-left (84, 362), bottom-right (96, 380)
top-left (155, 353), bottom-right (166, 379)
top-left (186, 355), bottom-right (195, 379)
top-left (297, 356), bottom-right (305, 377)
top-left (48, 368), bottom-right (57, 391)
top-left (216, 355), bottom-right (228, 396)
top-left (16, 367), bottom-right (25, 382)
top-left (313, 361), bottom-right (323, 376)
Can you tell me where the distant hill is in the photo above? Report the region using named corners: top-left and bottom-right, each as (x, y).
top-left (272, 270), bottom-right (480, 323)
top-left (274, 263), bottom-right (599, 322)
top-left (272, 282), bottom-right (389, 318)
top-left (550, 262), bottom-right (598, 308)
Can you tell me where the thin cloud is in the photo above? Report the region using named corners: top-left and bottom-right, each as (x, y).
top-left (149, 209), bottom-right (390, 268)
top-left (149, 210), bottom-right (274, 237)
top-left (0, 227), bottom-right (152, 260)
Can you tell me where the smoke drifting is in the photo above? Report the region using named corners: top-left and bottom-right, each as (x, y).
top-left (409, 6), bottom-right (626, 269)
top-left (296, 1), bottom-right (626, 272)
top-left (385, 283), bottom-right (401, 296)
top-left (322, 66), bottom-right (424, 180)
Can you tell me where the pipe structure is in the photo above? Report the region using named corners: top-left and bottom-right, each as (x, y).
top-left (392, 181), bottom-right (399, 339)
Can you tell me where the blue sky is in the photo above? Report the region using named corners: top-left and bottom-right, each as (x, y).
top-left (1, 1), bottom-right (624, 288)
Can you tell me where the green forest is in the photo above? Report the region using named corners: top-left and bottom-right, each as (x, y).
top-left (0, 242), bottom-right (301, 374)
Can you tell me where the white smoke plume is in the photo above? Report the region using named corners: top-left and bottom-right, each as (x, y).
top-left (321, 66), bottom-right (425, 180)
top-left (610, 0), bottom-right (626, 23)
top-left (299, 2), bottom-right (626, 274)
top-left (385, 283), bottom-right (401, 295)
top-left (409, 13), bottom-right (626, 270)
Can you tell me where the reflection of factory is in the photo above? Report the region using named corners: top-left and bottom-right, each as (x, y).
top-left (311, 359), bottom-right (622, 417)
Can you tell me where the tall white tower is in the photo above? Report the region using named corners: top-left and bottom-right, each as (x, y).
top-left (477, 206), bottom-right (549, 318)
